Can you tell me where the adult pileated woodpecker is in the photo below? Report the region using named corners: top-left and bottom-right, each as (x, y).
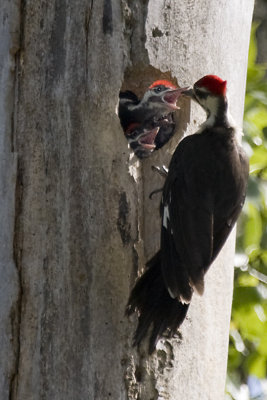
top-left (119, 80), bottom-right (186, 158)
top-left (126, 75), bottom-right (249, 353)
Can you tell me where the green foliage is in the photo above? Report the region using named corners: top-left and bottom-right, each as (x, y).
top-left (227, 23), bottom-right (267, 398)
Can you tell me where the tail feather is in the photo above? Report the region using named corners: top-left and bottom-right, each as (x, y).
top-left (126, 251), bottom-right (189, 353)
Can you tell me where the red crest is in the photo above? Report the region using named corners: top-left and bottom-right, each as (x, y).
top-left (195, 75), bottom-right (227, 96)
top-left (149, 80), bottom-right (177, 90)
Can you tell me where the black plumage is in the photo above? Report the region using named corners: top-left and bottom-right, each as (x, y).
top-left (126, 75), bottom-right (249, 353)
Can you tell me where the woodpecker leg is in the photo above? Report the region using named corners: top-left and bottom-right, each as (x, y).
top-left (149, 187), bottom-right (163, 199)
top-left (149, 165), bottom-right (169, 199)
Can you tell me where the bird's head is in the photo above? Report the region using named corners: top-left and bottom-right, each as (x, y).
top-left (141, 80), bottom-right (188, 114)
top-left (125, 123), bottom-right (160, 158)
top-left (184, 75), bottom-right (227, 116)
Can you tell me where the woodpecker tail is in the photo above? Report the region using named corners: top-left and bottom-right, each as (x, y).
top-left (126, 251), bottom-right (189, 353)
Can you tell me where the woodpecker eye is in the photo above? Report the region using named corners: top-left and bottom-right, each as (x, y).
top-left (154, 86), bottom-right (163, 93)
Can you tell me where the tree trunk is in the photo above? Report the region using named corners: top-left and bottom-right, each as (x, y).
top-left (254, 0), bottom-right (267, 64)
top-left (0, 0), bottom-right (254, 399)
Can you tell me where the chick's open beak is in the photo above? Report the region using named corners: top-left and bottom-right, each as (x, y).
top-left (163, 87), bottom-right (189, 110)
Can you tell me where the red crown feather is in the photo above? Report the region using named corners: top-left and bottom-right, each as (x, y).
top-left (195, 75), bottom-right (227, 96)
top-left (149, 80), bottom-right (177, 90)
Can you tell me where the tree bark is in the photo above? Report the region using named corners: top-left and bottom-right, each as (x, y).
top-left (0, 0), bottom-right (254, 399)
top-left (254, 0), bottom-right (267, 64)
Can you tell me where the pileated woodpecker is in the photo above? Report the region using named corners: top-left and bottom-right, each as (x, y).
top-left (119, 81), bottom-right (186, 158)
top-left (126, 75), bottom-right (249, 353)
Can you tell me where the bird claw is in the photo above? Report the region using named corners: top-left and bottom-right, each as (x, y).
top-left (151, 165), bottom-right (169, 178)
top-left (149, 166), bottom-right (169, 199)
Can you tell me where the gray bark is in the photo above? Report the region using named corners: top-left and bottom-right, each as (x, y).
top-left (254, 0), bottom-right (267, 64)
top-left (0, 1), bottom-right (254, 400)
top-left (0, 1), bottom-right (20, 397)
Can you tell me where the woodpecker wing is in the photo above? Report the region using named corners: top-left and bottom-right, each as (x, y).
top-left (161, 134), bottom-right (214, 299)
top-left (208, 142), bottom-right (249, 265)
top-left (161, 127), bottom-right (249, 300)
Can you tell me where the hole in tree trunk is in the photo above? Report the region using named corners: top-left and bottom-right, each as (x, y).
top-left (118, 65), bottom-right (186, 159)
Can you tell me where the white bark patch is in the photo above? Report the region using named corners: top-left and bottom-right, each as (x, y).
top-left (128, 156), bottom-right (141, 183)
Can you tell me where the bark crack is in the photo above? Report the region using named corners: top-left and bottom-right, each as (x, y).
top-left (84, 0), bottom-right (94, 83)
top-left (9, 0), bottom-right (26, 397)
top-left (9, 160), bottom-right (24, 400)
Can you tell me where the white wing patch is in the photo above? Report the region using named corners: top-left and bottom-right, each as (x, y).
top-left (163, 205), bottom-right (170, 229)
top-left (167, 286), bottom-right (176, 299)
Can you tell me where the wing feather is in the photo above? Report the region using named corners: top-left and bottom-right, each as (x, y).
top-left (160, 130), bottom-right (249, 300)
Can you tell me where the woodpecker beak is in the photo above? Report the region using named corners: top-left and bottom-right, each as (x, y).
top-left (182, 88), bottom-right (195, 98)
top-left (138, 127), bottom-right (159, 150)
top-left (163, 87), bottom-right (189, 110)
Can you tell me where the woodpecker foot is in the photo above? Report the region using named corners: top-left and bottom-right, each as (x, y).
top-left (150, 165), bottom-right (169, 198)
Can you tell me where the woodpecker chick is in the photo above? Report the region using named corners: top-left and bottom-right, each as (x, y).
top-left (119, 81), bottom-right (186, 158)
top-left (126, 75), bottom-right (249, 353)
top-left (125, 123), bottom-right (160, 159)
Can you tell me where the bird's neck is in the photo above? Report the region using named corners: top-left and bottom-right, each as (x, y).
top-left (205, 97), bottom-right (231, 129)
